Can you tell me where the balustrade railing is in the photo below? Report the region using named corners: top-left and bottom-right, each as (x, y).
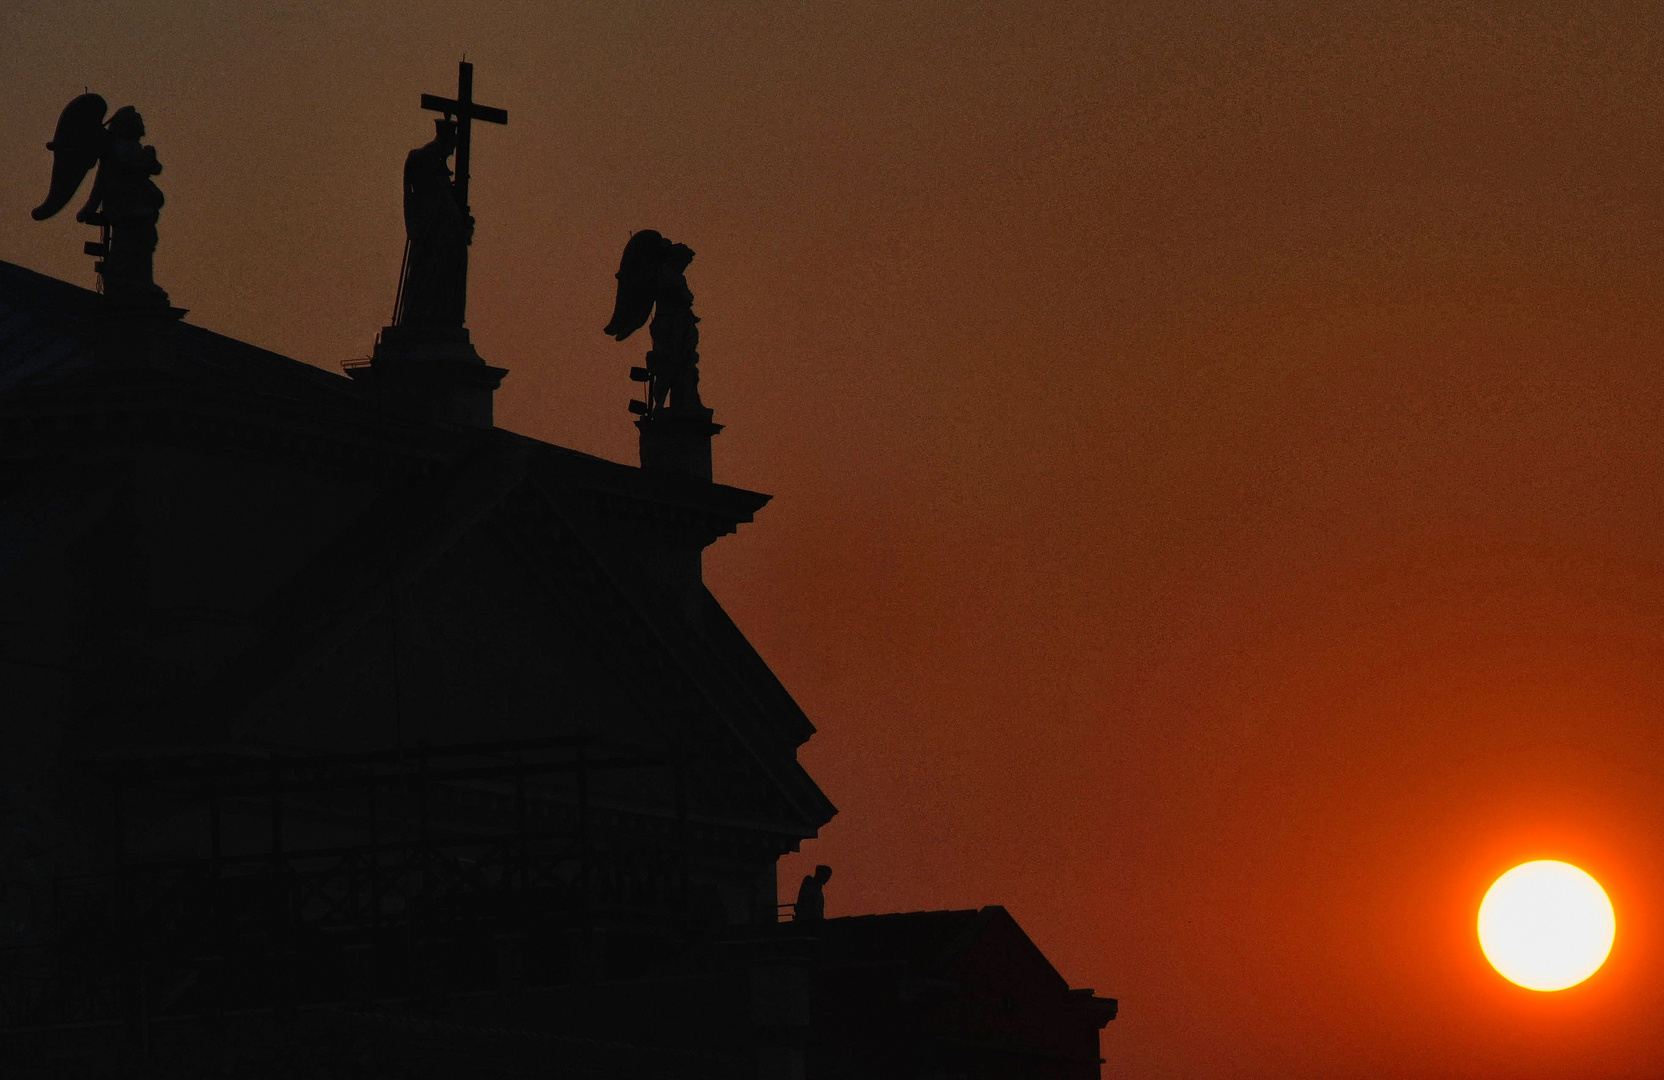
top-left (0, 737), bottom-right (694, 1039)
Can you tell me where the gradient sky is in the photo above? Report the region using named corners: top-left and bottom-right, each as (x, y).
top-left (7, 2), bottom-right (1664, 1076)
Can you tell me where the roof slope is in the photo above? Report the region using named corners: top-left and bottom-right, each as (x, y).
top-left (0, 257), bottom-right (834, 841)
top-left (799, 907), bottom-right (1117, 1078)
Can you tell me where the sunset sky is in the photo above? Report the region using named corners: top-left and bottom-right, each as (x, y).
top-left (7, 2), bottom-right (1664, 1075)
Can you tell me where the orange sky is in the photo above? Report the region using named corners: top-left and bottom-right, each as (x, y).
top-left (7, 2), bottom-right (1664, 1075)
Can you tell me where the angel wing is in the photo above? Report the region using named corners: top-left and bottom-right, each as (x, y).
top-left (31, 93), bottom-right (109, 221)
top-left (602, 229), bottom-right (667, 341)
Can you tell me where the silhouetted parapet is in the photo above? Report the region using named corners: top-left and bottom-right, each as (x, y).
top-left (636, 406), bottom-right (722, 481)
top-left (346, 324), bottom-right (507, 428)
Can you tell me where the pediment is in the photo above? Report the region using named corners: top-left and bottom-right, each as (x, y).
top-left (194, 438), bottom-right (832, 841)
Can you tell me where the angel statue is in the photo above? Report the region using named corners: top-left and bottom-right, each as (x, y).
top-left (604, 230), bottom-right (701, 415)
top-left (32, 93), bottom-right (168, 308)
top-left (393, 118), bottom-right (472, 327)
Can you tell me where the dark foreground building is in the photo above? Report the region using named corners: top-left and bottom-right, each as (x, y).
top-left (0, 255), bottom-right (1114, 1078)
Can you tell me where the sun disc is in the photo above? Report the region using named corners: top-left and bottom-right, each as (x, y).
top-left (1478, 861), bottom-right (1613, 991)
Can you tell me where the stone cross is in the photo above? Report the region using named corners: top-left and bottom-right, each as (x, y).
top-left (419, 61), bottom-right (507, 214)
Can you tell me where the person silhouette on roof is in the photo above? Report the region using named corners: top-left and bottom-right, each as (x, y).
top-left (795, 864), bottom-right (832, 922)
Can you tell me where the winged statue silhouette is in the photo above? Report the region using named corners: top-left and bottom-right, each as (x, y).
top-left (605, 230), bottom-right (701, 416)
top-left (32, 92), bottom-right (168, 307)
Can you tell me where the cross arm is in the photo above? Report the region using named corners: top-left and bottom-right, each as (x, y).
top-left (421, 94), bottom-right (508, 125)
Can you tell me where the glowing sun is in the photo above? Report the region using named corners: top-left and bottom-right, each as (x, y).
top-left (1478, 861), bottom-right (1614, 991)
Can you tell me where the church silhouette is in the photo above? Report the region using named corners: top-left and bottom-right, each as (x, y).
top-left (0, 71), bottom-right (1115, 1080)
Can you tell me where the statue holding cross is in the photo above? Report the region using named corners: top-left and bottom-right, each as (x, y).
top-left (392, 61), bottom-right (507, 329)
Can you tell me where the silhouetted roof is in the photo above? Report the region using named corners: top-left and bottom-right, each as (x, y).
top-left (0, 259), bottom-right (364, 407)
top-left (0, 257), bottom-right (834, 840)
top-left (0, 260), bottom-right (95, 389)
top-left (812, 908), bottom-right (991, 967)
top-left (803, 906), bottom-right (1119, 1034)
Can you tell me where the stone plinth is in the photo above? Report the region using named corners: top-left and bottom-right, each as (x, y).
top-left (347, 324), bottom-right (507, 428)
top-left (94, 300), bottom-right (188, 369)
top-left (636, 406), bottom-right (722, 481)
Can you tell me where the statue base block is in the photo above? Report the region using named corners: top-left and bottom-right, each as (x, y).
top-left (636, 407), bottom-right (722, 481)
top-left (349, 324), bottom-right (507, 429)
top-left (94, 300), bottom-right (188, 369)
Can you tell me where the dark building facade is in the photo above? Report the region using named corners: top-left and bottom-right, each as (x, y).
top-left (0, 258), bottom-right (1113, 1078)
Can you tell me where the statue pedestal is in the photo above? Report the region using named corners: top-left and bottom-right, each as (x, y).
top-left (94, 299), bottom-right (188, 369)
top-left (636, 407), bottom-right (722, 481)
top-left (347, 324), bottom-right (507, 428)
